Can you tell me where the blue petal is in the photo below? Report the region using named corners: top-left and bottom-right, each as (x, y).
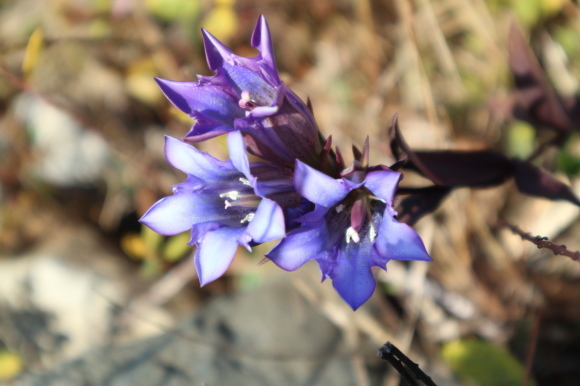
top-left (364, 170), bottom-right (402, 204)
top-left (294, 160), bottom-right (361, 207)
top-left (155, 77), bottom-right (241, 125)
top-left (184, 114), bottom-right (233, 142)
top-left (243, 198), bottom-right (286, 245)
top-left (226, 131), bottom-right (253, 182)
top-left (141, 190), bottom-right (238, 235)
top-left (139, 194), bottom-right (197, 235)
top-left (189, 222), bottom-right (222, 245)
top-left (195, 227), bottom-right (245, 286)
top-left (331, 243), bottom-right (376, 310)
top-left (225, 62), bottom-right (276, 104)
top-left (250, 15), bottom-right (281, 85)
top-left (164, 136), bottom-right (237, 181)
top-left (267, 219), bottom-right (332, 271)
top-left (201, 28), bottom-right (236, 71)
top-left (374, 208), bottom-right (432, 262)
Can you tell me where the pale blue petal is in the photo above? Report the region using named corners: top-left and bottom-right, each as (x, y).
top-left (226, 131), bottom-right (253, 182)
top-left (374, 208), bottom-right (431, 262)
top-left (139, 194), bottom-right (197, 235)
top-left (164, 137), bottom-right (237, 181)
top-left (243, 198), bottom-right (286, 245)
top-left (364, 170), bottom-right (402, 204)
top-left (294, 160), bottom-right (361, 207)
top-left (195, 227), bottom-right (245, 286)
top-left (267, 219), bottom-right (332, 271)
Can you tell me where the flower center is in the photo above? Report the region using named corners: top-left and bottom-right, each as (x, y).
top-left (335, 190), bottom-right (385, 244)
top-left (219, 178), bottom-right (261, 224)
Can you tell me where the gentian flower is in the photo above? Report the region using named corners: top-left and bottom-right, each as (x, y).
top-left (155, 15), bottom-right (322, 168)
top-left (267, 140), bottom-right (432, 310)
top-left (140, 131), bottom-right (293, 286)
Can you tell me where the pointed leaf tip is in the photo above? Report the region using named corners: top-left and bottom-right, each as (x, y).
top-left (513, 160), bottom-right (580, 206)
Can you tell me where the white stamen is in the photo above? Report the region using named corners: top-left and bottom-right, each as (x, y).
top-left (239, 178), bottom-right (252, 187)
top-left (369, 195), bottom-right (386, 203)
top-left (369, 223), bottom-right (377, 242)
top-left (220, 191), bottom-right (240, 200)
top-left (240, 213), bottom-right (255, 223)
top-left (335, 204), bottom-right (345, 213)
top-left (345, 227), bottom-right (360, 244)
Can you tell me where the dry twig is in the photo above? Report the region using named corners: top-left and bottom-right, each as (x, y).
top-left (499, 219), bottom-right (580, 262)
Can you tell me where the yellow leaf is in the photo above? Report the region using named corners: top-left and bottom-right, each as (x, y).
top-left (22, 28), bottom-right (44, 81)
top-left (125, 59), bottom-right (163, 106)
top-left (0, 351), bottom-right (23, 380)
top-left (202, 5), bottom-right (239, 43)
top-left (121, 233), bottom-right (147, 259)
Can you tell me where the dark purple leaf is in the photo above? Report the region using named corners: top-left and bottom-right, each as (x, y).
top-left (396, 186), bottom-right (452, 226)
top-left (508, 22), bottom-right (571, 132)
top-left (393, 115), bottom-right (514, 187)
top-left (513, 160), bottom-right (580, 206)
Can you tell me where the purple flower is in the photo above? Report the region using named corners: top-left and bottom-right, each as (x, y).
top-left (140, 131), bottom-right (291, 286)
top-left (266, 146), bottom-right (432, 310)
top-left (155, 15), bottom-right (322, 168)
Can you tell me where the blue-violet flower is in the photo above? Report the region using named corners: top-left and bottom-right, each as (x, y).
top-left (140, 131), bottom-right (293, 285)
top-left (267, 144), bottom-right (432, 310)
top-left (155, 15), bottom-right (321, 168)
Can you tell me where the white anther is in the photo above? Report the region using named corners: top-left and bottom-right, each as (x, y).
top-left (239, 178), bottom-right (252, 187)
top-left (370, 195), bottom-right (386, 203)
top-left (240, 213), bottom-right (255, 224)
top-left (369, 223), bottom-right (377, 242)
top-left (345, 227), bottom-right (360, 244)
top-left (220, 191), bottom-right (240, 200)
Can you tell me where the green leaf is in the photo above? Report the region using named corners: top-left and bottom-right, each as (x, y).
top-left (442, 339), bottom-right (533, 386)
top-left (506, 121), bottom-right (536, 159)
top-left (162, 232), bottom-right (191, 262)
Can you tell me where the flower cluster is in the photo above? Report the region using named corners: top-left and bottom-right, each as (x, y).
top-left (140, 16), bottom-right (431, 310)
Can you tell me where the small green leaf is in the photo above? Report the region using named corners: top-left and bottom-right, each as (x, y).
top-left (0, 350), bottom-right (23, 380)
top-left (506, 121), bottom-right (536, 159)
top-left (162, 232), bottom-right (191, 262)
top-left (442, 339), bottom-right (532, 386)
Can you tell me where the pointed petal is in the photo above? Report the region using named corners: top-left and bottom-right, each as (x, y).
top-left (250, 15), bottom-right (280, 84)
top-left (155, 77), bottom-right (241, 124)
top-left (243, 198), bottom-right (286, 245)
top-left (139, 194), bottom-right (196, 235)
top-left (184, 114), bottom-right (233, 142)
top-left (226, 131), bottom-right (253, 181)
top-left (164, 136), bottom-right (236, 181)
top-left (374, 210), bottom-right (432, 262)
top-left (331, 245), bottom-right (376, 310)
top-left (364, 170), bottom-right (402, 204)
top-left (195, 227), bottom-right (245, 286)
top-left (201, 28), bottom-right (235, 71)
top-left (267, 220), bottom-right (330, 271)
top-left (294, 160), bottom-right (361, 207)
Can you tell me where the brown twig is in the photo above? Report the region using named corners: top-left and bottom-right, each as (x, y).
top-left (498, 218), bottom-right (580, 262)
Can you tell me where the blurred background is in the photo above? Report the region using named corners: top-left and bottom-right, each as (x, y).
top-left (1, 0), bottom-right (579, 385)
